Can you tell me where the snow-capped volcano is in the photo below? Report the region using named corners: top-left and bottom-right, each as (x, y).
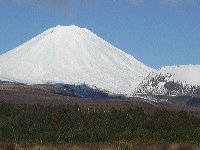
top-left (0, 25), bottom-right (154, 95)
top-left (136, 65), bottom-right (200, 97)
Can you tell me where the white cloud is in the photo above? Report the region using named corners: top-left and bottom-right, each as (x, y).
top-left (126, 0), bottom-right (196, 6)
top-left (12, 0), bottom-right (90, 13)
top-left (160, 0), bottom-right (181, 4)
top-left (128, 0), bottom-right (144, 6)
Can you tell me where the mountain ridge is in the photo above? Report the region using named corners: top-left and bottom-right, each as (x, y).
top-left (135, 65), bottom-right (200, 97)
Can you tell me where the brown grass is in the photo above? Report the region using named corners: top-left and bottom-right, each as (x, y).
top-left (0, 142), bottom-right (199, 150)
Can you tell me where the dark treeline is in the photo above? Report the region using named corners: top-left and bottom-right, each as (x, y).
top-left (0, 102), bottom-right (200, 144)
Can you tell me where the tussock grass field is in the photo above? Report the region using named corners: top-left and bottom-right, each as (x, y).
top-left (0, 141), bottom-right (200, 150)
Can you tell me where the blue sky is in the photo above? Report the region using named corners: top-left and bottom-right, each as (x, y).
top-left (0, 0), bottom-right (199, 69)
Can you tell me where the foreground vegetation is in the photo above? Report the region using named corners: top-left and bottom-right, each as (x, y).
top-left (0, 102), bottom-right (200, 147)
top-left (0, 141), bottom-right (200, 150)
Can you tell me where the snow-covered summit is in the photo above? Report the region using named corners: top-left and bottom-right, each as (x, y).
top-left (158, 65), bottom-right (200, 86)
top-left (135, 64), bottom-right (200, 97)
top-left (0, 25), bottom-right (154, 96)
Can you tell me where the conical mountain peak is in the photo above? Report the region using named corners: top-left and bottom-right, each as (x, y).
top-left (0, 26), bottom-right (154, 95)
top-left (40, 25), bottom-right (86, 38)
top-left (40, 25), bottom-right (92, 43)
top-left (54, 25), bottom-right (82, 30)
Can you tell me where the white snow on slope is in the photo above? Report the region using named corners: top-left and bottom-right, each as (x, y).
top-left (158, 65), bottom-right (200, 86)
top-left (0, 25), bottom-right (154, 95)
top-left (135, 64), bottom-right (200, 96)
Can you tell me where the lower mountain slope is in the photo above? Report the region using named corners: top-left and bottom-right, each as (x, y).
top-left (0, 82), bottom-right (157, 110)
top-left (1, 81), bottom-right (200, 111)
